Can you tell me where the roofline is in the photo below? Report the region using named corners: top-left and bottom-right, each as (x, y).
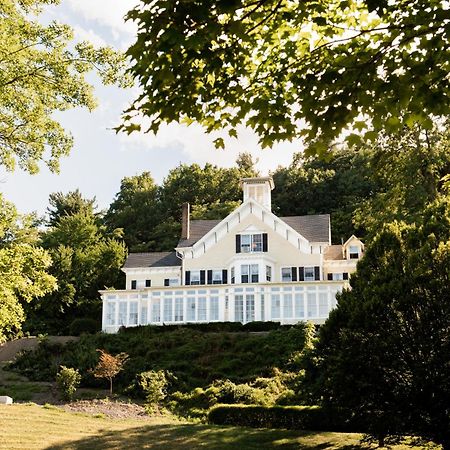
top-left (175, 198), bottom-right (311, 254)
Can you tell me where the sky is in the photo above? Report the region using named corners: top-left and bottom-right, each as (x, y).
top-left (1, 1), bottom-right (303, 216)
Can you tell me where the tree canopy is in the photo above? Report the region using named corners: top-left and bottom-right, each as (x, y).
top-left (303, 195), bottom-right (450, 448)
top-left (122, 0), bottom-right (450, 155)
top-left (25, 192), bottom-right (126, 334)
top-left (0, 0), bottom-right (128, 173)
top-left (0, 194), bottom-right (56, 342)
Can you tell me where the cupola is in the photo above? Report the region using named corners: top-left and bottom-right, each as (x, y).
top-left (241, 177), bottom-right (274, 211)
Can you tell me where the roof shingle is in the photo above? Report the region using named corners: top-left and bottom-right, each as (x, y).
top-left (123, 251), bottom-right (181, 268)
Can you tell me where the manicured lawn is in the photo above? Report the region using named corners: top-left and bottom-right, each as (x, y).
top-left (0, 404), bottom-right (440, 450)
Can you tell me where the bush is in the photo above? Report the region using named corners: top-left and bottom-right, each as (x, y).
top-left (56, 366), bottom-right (81, 401)
top-left (69, 318), bottom-right (99, 336)
top-left (137, 370), bottom-right (170, 412)
top-left (208, 404), bottom-right (362, 432)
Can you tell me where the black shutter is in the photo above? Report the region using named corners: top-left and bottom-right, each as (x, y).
top-left (343, 272), bottom-right (349, 280)
top-left (236, 235), bottom-right (241, 253)
top-left (327, 273), bottom-right (333, 281)
top-left (291, 267), bottom-right (297, 282)
top-left (185, 271), bottom-right (191, 285)
top-left (207, 270), bottom-right (213, 284)
top-left (262, 233), bottom-right (268, 252)
top-left (314, 266), bottom-right (320, 280)
top-left (222, 269), bottom-right (228, 284)
top-left (298, 267), bottom-right (305, 282)
top-left (145, 279), bottom-right (151, 287)
top-left (200, 270), bottom-right (206, 285)
top-left (131, 280), bottom-right (137, 289)
top-left (164, 279), bottom-right (170, 286)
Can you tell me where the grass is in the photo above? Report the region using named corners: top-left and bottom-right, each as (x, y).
top-left (0, 404), bottom-right (440, 450)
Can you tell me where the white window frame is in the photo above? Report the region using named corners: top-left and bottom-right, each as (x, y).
top-left (240, 233), bottom-right (263, 253)
top-left (212, 270), bottom-right (222, 284)
top-left (190, 270), bottom-right (200, 285)
top-left (168, 278), bottom-right (180, 286)
top-left (304, 267), bottom-right (315, 281)
top-left (349, 245), bottom-right (360, 259)
top-left (281, 267), bottom-right (292, 282)
top-left (241, 264), bottom-right (259, 283)
top-left (266, 265), bottom-right (272, 282)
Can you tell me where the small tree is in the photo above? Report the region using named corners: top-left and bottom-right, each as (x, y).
top-left (90, 349), bottom-right (128, 395)
top-left (56, 366), bottom-right (81, 401)
top-left (137, 370), bottom-right (169, 413)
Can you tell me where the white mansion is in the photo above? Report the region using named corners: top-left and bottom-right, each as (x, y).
top-left (101, 177), bottom-right (363, 333)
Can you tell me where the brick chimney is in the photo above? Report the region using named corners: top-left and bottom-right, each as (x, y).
top-left (181, 202), bottom-right (190, 240)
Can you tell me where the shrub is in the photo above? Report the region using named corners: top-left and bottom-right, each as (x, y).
top-left (137, 370), bottom-right (170, 412)
top-left (208, 404), bottom-right (362, 432)
top-left (68, 318), bottom-right (98, 336)
top-left (56, 366), bottom-right (81, 401)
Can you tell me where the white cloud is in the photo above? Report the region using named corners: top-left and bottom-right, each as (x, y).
top-left (118, 121), bottom-right (303, 175)
top-left (72, 25), bottom-right (106, 47)
top-left (65, 0), bottom-right (138, 37)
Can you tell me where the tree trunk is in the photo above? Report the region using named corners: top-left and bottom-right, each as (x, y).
top-left (109, 378), bottom-right (113, 395)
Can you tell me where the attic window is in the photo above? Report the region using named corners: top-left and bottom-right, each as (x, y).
top-left (349, 245), bottom-right (360, 259)
top-left (236, 233), bottom-right (267, 253)
top-left (248, 185), bottom-right (264, 204)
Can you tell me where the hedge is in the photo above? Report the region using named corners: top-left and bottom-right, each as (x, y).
top-left (118, 321), bottom-right (288, 335)
top-left (208, 404), bottom-right (364, 432)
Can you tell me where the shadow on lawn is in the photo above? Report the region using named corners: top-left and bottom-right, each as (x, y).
top-left (43, 423), bottom-right (364, 450)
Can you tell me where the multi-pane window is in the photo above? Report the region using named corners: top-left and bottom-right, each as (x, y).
top-left (246, 295), bottom-right (255, 322)
top-left (332, 273), bottom-right (343, 281)
top-left (174, 297), bottom-right (183, 321)
top-left (319, 292), bottom-right (328, 316)
top-left (235, 295), bottom-right (244, 322)
top-left (282, 268), bottom-right (292, 282)
top-left (163, 298), bottom-right (173, 322)
top-left (152, 299), bottom-right (160, 322)
top-left (131, 280), bottom-right (137, 290)
top-left (231, 267), bottom-right (235, 284)
top-left (118, 302), bottom-right (127, 325)
top-left (106, 303), bottom-right (115, 325)
top-left (141, 305), bottom-right (148, 325)
top-left (304, 267), bottom-right (315, 281)
top-left (129, 302), bottom-right (138, 325)
top-left (294, 293), bottom-right (304, 318)
top-left (210, 296), bottom-right (219, 321)
top-left (266, 265), bottom-right (272, 282)
top-left (349, 245), bottom-right (360, 259)
top-left (271, 294), bottom-right (280, 318)
top-left (212, 270), bottom-right (222, 284)
top-left (198, 297), bottom-right (207, 321)
top-left (241, 264), bottom-right (259, 283)
top-left (307, 292), bottom-right (317, 317)
top-left (283, 294), bottom-right (293, 318)
top-left (187, 297), bottom-right (196, 321)
top-left (240, 234), bottom-right (263, 252)
top-left (190, 271), bottom-right (200, 285)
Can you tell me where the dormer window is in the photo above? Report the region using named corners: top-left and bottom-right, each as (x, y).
top-left (236, 233), bottom-right (268, 253)
top-left (349, 245), bottom-right (360, 259)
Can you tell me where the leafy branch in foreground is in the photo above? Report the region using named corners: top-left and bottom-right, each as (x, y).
top-left (0, 0), bottom-right (130, 173)
top-left (122, 0), bottom-right (449, 156)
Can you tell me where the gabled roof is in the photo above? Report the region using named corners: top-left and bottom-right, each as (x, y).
top-left (178, 219), bottom-right (221, 247)
top-left (123, 251), bottom-right (181, 269)
top-left (324, 245), bottom-right (345, 261)
top-left (176, 213), bottom-right (330, 248)
top-left (280, 215), bottom-right (330, 243)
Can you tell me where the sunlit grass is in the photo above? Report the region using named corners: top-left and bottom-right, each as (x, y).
top-left (0, 404), bottom-right (440, 450)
